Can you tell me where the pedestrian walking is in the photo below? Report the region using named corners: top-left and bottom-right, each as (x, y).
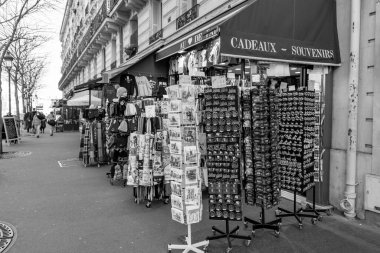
top-left (46, 111), bottom-right (56, 136)
top-left (40, 119), bottom-right (46, 133)
top-left (32, 111), bottom-right (43, 138)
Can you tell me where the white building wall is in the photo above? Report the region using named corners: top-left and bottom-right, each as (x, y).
top-left (138, 4), bottom-right (150, 52)
top-left (330, 0), bottom-right (379, 220)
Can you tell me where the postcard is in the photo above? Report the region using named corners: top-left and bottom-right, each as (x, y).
top-left (170, 154), bottom-right (182, 168)
top-left (170, 141), bottom-right (182, 154)
top-left (181, 103), bottom-right (196, 125)
top-left (171, 195), bottom-right (183, 210)
top-left (181, 85), bottom-right (196, 103)
top-left (184, 185), bottom-right (199, 205)
top-left (185, 166), bottom-right (199, 185)
top-left (169, 127), bottom-right (181, 141)
top-left (171, 167), bottom-right (183, 183)
top-left (184, 146), bottom-right (197, 164)
top-left (168, 113), bottom-right (181, 127)
top-left (170, 99), bottom-right (181, 112)
top-left (171, 208), bottom-right (185, 224)
top-left (166, 85), bottom-right (180, 100)
top-left (182, 126), bottom-right (196, 144)
top-left (186, 206), bottom-right (201, 224)
top-left (171, 181), bottom-right (183, 197)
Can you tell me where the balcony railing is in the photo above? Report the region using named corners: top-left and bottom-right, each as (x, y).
top-left (176, 4), bottom-right (199, 30)
top-left (109, 0), bottom-right (119, 12)
top-left (149, 29), bottom-right (163, 44)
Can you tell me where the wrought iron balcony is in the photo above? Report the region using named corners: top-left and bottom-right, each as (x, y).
top-left (109, 0), bottom-right (119, 12)
top-left (176, 4), bottom-right (199, 30)
top-left (149, 29), bottom-right (163, 45)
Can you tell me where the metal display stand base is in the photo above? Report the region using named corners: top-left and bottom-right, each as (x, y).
top-left (168, 224), bottom-right (209, 253)
top-left (244, 205), bottom-right (281, 237)
top-left (206, 220), bottom-right (251, 253)
top-left (276, 187), bottom-right (321, 229)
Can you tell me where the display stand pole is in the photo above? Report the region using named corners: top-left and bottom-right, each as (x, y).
top-left (276, 187), bottom-right (320, 229)
top-left (298, 186), bottom-right (330, 218)
top-left (206, 220), bottom-right (251, 252)
top-left (168, 224), bottom-right (209, 253)
top-left (243, 204), bottom-right (281, 237)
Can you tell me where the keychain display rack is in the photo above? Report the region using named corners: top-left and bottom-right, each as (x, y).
top-left (241, 71), bottom-right (281, 237)
top-left (204, 86), bottom-right (251, 252)
top-left (276, 91), bottom-right (320, 229)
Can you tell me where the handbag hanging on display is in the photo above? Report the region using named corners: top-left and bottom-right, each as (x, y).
top-left (118, 119), bottom-right (129, 134)
top-left (108, 119), bottom-right (120, 133)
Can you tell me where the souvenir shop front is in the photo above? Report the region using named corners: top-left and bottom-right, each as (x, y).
top-left (80, 52), bottom-right (172, 207)
top-left (152, 0), bottom-right (340, 251)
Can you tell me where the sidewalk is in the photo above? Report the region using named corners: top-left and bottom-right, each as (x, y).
top-left (1, 131), bottom-right (380, 253)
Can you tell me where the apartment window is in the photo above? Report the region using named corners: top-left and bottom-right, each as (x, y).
top-left (102, 47), bottom-right (106, 71)
top-left (179, 0), bottom-right (197, 15)
top-left (151, 0), bottom-right (162, 34)
top-left (93, 57), bottom-right (97, 78)
top-left (111, 39), bottom-right (117, 69)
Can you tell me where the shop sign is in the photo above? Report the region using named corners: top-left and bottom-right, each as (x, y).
top-left (221, 31), bottom-right (339, 65)
top-left (156, 26), bottom-right (219, 61)
top-left (179, 27), bottom-right (219, 50)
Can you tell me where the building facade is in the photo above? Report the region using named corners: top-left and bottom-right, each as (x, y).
top-left (59, 0), bottom-right (380, 221)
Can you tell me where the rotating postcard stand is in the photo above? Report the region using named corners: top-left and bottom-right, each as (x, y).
top-left (167, 80), bottom-right (209, 252)
top-left (168, 224), bottom-right (209, 253)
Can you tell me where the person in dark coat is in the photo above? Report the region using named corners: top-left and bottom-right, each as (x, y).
top-left (23, 112), bottom-right (33, 133)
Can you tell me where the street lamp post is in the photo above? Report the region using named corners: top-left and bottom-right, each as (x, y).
top-left (4, 51), bottom-right (14, 116)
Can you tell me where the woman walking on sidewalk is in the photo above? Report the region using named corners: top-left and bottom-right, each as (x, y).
top-left (32, 111), bottom-right (42, 138)
top-left (46, 111), bottom-right (56, 136)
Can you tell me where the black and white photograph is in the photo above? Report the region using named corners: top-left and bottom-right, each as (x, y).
top-left (0, 0), bottom-right (378, 252)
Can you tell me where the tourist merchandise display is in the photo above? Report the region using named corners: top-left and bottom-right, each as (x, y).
top-left (204, 85), bottom-right (243, 221)
top-left (80, 109), bottom-right (107, 167)
top-left (278, 91), bottom-right (316, 193)
top-left (242, 73), bottom-right (281, 209)
top-left (168, 81), bottom-right (202, 225)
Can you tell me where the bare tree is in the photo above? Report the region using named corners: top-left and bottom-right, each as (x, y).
top-left (0, 0), bottom-right (59, 153)
top-left (9, 27), bottom-right (48, 119)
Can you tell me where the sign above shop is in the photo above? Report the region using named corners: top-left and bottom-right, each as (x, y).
top-left (156, 26), bottom-right (219, 61)
top-left (219, 0), bottom-right (341, 66)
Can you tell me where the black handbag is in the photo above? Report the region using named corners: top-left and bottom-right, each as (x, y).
top-left (87, 109), bottom-right (99, 119)
top-left (47, 119), bottom-right (56, 126)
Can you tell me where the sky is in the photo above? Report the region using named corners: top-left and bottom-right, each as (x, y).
top-left (1, 0), bottom-right (66, 116)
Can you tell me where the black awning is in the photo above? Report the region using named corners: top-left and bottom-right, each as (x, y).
top-left (219, 0), bottom-right (340, 66)
top-left (74, 77), bottom-right (103, 92)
